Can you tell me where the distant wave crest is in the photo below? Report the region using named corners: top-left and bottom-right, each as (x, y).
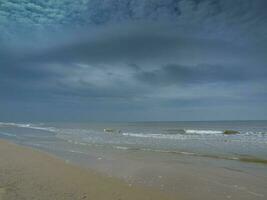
top-left (122, 129), bottom-right (225, 140)
top-left (185, 129), bottom-right (223, 134)
top-left (0, 122), bottom-right (57, 132)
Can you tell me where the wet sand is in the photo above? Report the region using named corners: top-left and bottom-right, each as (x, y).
top-left (1, 138), bottom-right (267, 200)
top-left (0, 139), bottom-right (172, 200)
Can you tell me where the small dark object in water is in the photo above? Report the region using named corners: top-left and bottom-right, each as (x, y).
top-left (223, 130), bottom-right (239, 135)
top-left (104, 128), bottom-right (122, 133)
top-left (239, 157), bottom-right (267, 164)
top-left (104, 128), bottom-right (115, 133)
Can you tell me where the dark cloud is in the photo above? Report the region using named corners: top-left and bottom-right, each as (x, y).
top-left (135, 63), bottom-right (267, 86)
top-left (0, 0), bottom-right (266, 121)
top-left (25, 26), bottom-right (239, 65)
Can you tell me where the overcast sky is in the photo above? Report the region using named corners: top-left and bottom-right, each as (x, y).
top-left (0, 0), bottom-right (266, 122)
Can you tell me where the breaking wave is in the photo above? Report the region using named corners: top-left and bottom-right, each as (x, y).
top-left (122, 129), bottom-right (227, 139)
top-left (0, 122), bottom-right (57, 132)
top-left (185, 129), bottom-right (223, 134)
top-left (122, 132), bottom-right (188, 140)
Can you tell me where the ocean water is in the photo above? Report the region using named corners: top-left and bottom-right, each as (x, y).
top-left (0, 121), bottom-right (267, 162)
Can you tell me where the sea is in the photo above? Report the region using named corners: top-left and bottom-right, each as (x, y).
top-left (0, 121), bottom-right (267, 199)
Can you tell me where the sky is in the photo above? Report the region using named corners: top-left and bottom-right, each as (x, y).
top-left (0, 0), bottom-right (267, 122)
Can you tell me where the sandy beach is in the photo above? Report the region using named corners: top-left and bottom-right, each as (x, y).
top-left (0, 139), bottom-right (172, 200)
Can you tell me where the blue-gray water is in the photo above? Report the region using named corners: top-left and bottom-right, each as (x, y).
top-left (0, 121), bottom-right (267, 162)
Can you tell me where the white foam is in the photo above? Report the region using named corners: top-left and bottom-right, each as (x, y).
top-left (0, 122), bottom-right (56, 132)
top-left (0, 122), bottom-right (31, 128)
top-left (0, 132), bottom-right (17, 137)
top-left (122, 132), bottom-right (186, 140)
top-left (115, 146), bottom-right (130, 150)
top-left (29, 126), bottom-right (56, 132)
top-left (185, 129), bottom-right (223, 134)
top-left (122, 130), bottom-right (223, 140)
top-left (69, 150), bottom-right (85, 154)
top-left (180, 151), bottom-right (196, 155)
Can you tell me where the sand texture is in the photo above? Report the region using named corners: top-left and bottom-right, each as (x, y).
top-left (0, 140), bottom-right (172, 200)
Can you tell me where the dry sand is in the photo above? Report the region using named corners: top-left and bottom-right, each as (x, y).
top-left (0, 139), bottom-right (173, 200)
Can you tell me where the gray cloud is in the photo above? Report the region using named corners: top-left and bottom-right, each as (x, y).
top-left (135, 63), bottom-right (267, 86)
top-left (1, 0), bottom-right (267, 43)
top-left (0, 0), bottom-right (266, 121)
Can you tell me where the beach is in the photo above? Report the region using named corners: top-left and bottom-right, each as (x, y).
top-left (0, 121), bottom-right (267, 200)
top-left (0, 139), bottom-right (172, 200)
top-left (1, 1), bottom-right (266, 199)
top-left (1, 0), bottom-right (266, 199)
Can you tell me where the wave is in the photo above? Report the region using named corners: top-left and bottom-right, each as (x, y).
top-left (0, 122), bottom-right (31, 128)
top-left (185, 129), bottom-right (223, 134)
top-left (113, 145), bottom-right (198, 154)
top-left (161, 129), bottom-right (224, 135)
top-left (163, 129), bottom-right (186, 134)
top-left (114, 146), bottom-right (131, 150)
top-left (68, 149), bottom-right (87, 154)
top-left (0, 131), bottom-right (17, 137)
top-left (114, 146), bottom-right (199, 157)
top-left (0, 122), bottom-right (57, 132)
top-left (112, 145), bottom-right (267, 164)
top-left (122, 132), bottom-right (188, 140)
top-left (122, 129), bottom-right (225, 139)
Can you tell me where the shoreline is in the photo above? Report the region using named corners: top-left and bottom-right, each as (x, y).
top-left (1, 134), bottom-right (267, 200)
top-left (0, 139), bottom-right (173, 200)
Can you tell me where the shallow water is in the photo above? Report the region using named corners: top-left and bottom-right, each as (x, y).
top-left (2, 121), bottom-right (267, 160)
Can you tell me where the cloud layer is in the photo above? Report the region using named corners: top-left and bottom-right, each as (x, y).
top-left (0, 0), bottom-right (266, 121)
